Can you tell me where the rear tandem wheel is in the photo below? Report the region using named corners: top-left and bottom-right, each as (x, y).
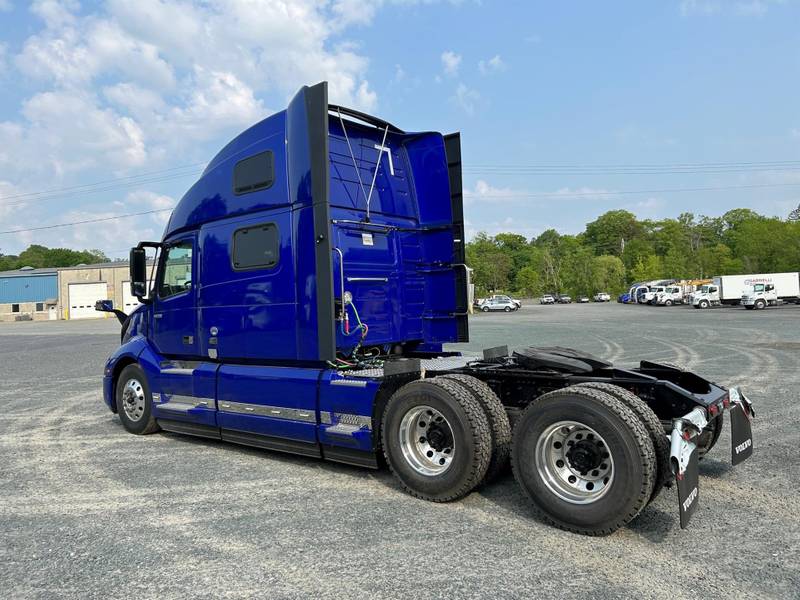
top-left (511, 386), bottom-right (656, 535)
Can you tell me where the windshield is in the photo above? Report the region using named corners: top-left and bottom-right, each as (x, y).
top-left (753, 284), bottom-right (765, 292)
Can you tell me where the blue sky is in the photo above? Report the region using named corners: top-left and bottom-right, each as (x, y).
top-left (1, 0), bottom-right (799, 257)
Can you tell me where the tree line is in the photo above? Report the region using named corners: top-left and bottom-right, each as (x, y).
top-left (0, 245), bottom-right (109, 272)
top-left (467, 208), bottom-right (800, 297)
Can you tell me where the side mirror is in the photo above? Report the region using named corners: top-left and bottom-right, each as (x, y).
top-left (95, 299), bottom-right (114, 312)
top-left (130, 247), bottom-right (148, 298)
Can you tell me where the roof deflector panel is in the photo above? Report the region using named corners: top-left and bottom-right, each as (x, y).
top-left (328, 104), bottom-right (405, 134)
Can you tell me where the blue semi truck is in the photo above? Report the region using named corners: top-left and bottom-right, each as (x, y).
top-left (97, 82), bottom-right (754, 534)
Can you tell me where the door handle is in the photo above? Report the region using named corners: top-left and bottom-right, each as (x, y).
top-left (183, 335), bottom-right (194, 345)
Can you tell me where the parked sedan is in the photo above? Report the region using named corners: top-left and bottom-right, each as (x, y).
top-left (556, 295), bottom-right (572, 304)
top-left (577, 295), bottom-right (590, 303)
top-left (480, 298), bottom-right (518, 312)
top-left (593, 292), bottom-right (611, 302)
top-left (539, 294), bottom-right (555, 305)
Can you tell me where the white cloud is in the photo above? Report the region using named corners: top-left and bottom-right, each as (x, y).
top-left (478, 55), bottom-right (506, 75)
top-left (464, 179), bottom-right (522, 205)
top-left (441, 50), bottom-right (462, 76)
top-left (452, 82), bottom-right (480, 115)
top-left (0, 0), bottom-right (11, 12)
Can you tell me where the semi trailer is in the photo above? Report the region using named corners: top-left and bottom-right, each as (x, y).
top-left (97, 82), bottom-right (754, 535)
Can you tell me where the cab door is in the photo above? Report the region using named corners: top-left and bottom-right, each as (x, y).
top-left (151, 236), bottom-right (199, 358)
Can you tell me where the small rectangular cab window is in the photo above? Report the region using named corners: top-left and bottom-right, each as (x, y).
top-left (232, 223), bottom-right (279, 270)
top-left (233, 151), bottom-right (274, 195)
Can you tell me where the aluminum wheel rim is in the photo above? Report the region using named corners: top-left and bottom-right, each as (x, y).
top-left (122, 378), bottom-right (146, 422)
top-left (398, 405), bottom-right (455, 476)
top-left (535, 420), bottom-right (614, 504)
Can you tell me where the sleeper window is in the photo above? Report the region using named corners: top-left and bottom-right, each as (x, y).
top-left (232, 224), bottom-right (279, 270)
top-left (233, 151), bottom-right (274, 195)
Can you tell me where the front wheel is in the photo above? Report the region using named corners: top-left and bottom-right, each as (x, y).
top-left (504, 306), bottom-right (511, 312)
top-left (755, 299), bottom-right (766, 310)
top-left (664, 300), bottom-right (673, 306)
top-left (511, 386), bottom-right (656, 535)
top-left (699, 300), bottom-right (709, 309)
top-left (115, 364), bottom-right (159, 435)
top-left (482, 306), bottom-right (489, 312)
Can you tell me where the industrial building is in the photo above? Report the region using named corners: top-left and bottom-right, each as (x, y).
top-left (0, 261), bottom-right (147, 322)
top-left (0, 267), bottom-right (59, 321)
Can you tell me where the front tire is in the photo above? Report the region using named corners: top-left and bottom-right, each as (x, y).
top-left (755, 299), bottom-right (766, 310)
top-left (482, 306), bottom-right (490, 312)
top-left (504, 306), bottom-right (511, 312)
top-left (382, 378), bottom-right (492, 502)
top-left (664, 300), bottom-right (673, 306)
top-left (115, 364), bottom-right (159, 435)
top-left (699, 300), bottom-right (709, 309)
top-left (511, 386), bottom-right (656, 535)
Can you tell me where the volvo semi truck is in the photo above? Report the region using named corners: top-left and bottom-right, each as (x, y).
top-left (97, 82), bottom-right (754, 535)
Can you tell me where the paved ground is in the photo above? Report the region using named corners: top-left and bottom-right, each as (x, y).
top-left (1, 303), bottom-right (798, 599)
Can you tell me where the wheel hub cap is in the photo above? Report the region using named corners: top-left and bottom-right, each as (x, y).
top-left (398, 405), bottom-right (455, 476)
top-left (121, 378), bottom-right (146, 422)
top-left (535, 421), bottom-right (614, 504)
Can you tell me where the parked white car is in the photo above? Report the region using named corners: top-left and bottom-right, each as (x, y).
top-left (488, 294), bottom-right (522, 308)
top-left (540, 294), bottom-right (555, 305)
top-left (480, 298), bottom-right (519, 312)
top-left (593, 292), bottom-right (611, 302)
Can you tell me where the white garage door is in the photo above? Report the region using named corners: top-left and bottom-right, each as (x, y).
top-left (121, 281), bottom-right (141, 312)
top-left (68, 282), bottom-right (108, 319)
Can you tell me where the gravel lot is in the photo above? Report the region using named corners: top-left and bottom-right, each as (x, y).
top-left (1, 303), bottom-right (798, 599)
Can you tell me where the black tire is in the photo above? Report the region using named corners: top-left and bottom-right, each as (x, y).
top-left (511, 386), bottom-right (656, 535)
top-left (755, 300), bottom-right (766, 310)
top-left (115, 363), bottom-right (159, 435)
top-left (482, 306), bottom-right (489, 312)
top-left (382, 378), bottom-right (492, 502)
top-left (699, 300), bottom-right (709, 309)
top-left (504, 306), bottom-right (511, 312)
top-left (439, 374), bottom-right (512, 484)
top-left (574, 382), bottom-right (670, 502)
top-left (665, 300), bottom-right (673, 306)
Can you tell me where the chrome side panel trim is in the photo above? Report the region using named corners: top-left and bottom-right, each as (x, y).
top-left (330, 379), bottom-right (368, 388)
top-left (218, 401), bottom-right (316, 423)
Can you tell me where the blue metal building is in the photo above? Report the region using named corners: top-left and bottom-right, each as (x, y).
top-left (0, 267), bottom-right (59, 304)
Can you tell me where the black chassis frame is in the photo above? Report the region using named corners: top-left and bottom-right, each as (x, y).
top-left (426, 359), bottom-right (728, 424)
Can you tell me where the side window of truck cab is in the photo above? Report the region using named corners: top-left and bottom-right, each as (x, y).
top-left (159, 242), bottom-right (193, 298)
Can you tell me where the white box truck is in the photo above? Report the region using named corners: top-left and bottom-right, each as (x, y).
top-left (741, 272), bottom-right (800, 309)
top-left (693, 272), bottom-right (800, 308)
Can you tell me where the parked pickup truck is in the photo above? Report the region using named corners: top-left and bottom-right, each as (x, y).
top-left (96, 82), bottom-right (754, 535)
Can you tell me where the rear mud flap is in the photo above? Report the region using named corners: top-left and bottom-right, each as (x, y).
top-left (730, 397), bottom-right (754, 465)
top-left (670, 387), bottom-right (754, 529)
top-left (677, 447), bottom-right (700, 529)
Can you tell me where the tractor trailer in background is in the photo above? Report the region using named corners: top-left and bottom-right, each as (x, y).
top-left (95, 82), bottom-right (754, 535)
top-left (693, 272), bottom-right (800, 308)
